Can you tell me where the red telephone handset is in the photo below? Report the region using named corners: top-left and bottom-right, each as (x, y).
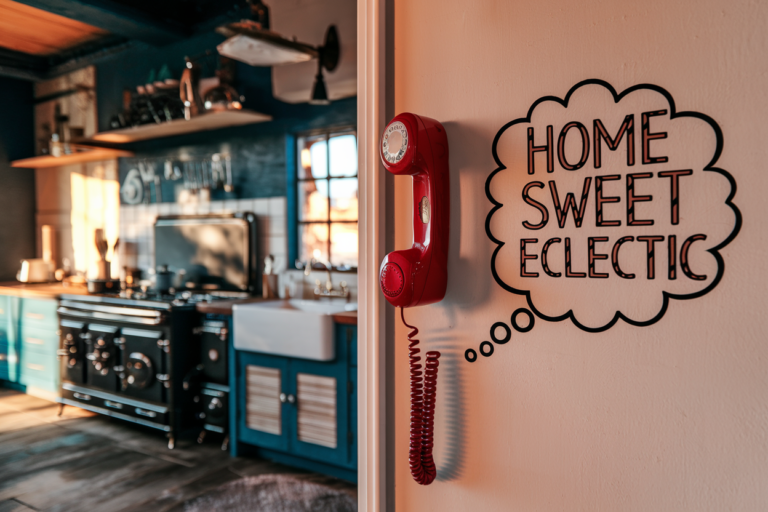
top-left (379, 113), bottom-right (449, 486)
top-left (379, 113), bottom-right (449, 307)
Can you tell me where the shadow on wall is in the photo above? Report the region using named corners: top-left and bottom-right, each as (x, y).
top-left (413, 122), bottom-right (494, 482)
top-left (431, 342), bottom-right (467, 482)
top-left (442, 121), bottom-right (494, 315)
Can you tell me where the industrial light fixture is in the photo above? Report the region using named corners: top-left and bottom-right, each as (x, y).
top-left (310, 66), bottom-right (330, 106)
top-left (216, 1), bottom-right (340, 103)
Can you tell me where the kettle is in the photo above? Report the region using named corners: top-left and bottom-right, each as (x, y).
top-left (179, 57), bottom-right (204, 120)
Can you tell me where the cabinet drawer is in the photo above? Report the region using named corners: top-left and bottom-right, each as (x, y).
top-left (21, 326), bottom-right (59, 353)
top-left (61, 386), bottom-right (170, 428)
top-left (20, 346), bottom-right (58, 386)
top-left (20, 298), bottom-right (58, 330)
top-left (21, 374), bottom-right (58, 393)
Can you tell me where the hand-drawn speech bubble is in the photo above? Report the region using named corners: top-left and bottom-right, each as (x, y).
top-left (486, 80), bottom-right (741, 332)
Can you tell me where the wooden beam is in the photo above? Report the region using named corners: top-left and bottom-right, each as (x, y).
top-left (0, 46), bottom-right (46, 80)
top-left (13, 0), bottom-right (187, 46)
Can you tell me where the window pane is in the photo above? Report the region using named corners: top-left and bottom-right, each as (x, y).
top-left (299, 223), bottom-right (329, 263)
top-left (329, 134), bottom-right (357, 177)
top-left (298, 137), bottom-right (328, 179)
top-left (299, 180), bottom-right (328, 221)
top-left (330, 223), bottom-right (358, 268)
top-left (330, 178), bottom-right (358, 221)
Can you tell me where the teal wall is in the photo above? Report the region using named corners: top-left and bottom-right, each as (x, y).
top-left (94, 33), bottom-right (356, 202)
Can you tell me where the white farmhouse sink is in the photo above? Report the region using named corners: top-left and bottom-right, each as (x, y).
top-left (232, 299), bottom-right (356, 361)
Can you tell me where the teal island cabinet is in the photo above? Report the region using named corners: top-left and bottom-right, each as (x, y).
top-left (229, 318), bottom-right (357, 482)
top-left (0, 292), bottom-right (61, 397)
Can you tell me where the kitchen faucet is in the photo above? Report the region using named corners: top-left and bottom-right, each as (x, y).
top-left (305, 258), bottom-right (349, 299)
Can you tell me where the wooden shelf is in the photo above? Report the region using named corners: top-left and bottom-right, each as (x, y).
top-left (89, 109), bottom-right (273, 144)
top-left (11, 146), bottom-right (134, 169)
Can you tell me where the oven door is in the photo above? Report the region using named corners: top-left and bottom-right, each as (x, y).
top-left (200, 322), bottom-right (228, 385)
top-left (59, 320), bottom-right (87, 385)
top-left (120, 328), bottom-right (168, 403)
top-left (86, 324), bottom-right (120, 392)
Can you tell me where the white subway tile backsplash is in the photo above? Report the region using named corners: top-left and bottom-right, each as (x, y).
top-left (253, 198), bottom-right (270, 216)
top-left (120, 197), bottom-right (288, 277)
top-left (236, 199), bottom-right (253, 212)
top-left (269, 235), bottom-right (287, 256)
top-left (269, 197), bottom-right (286, 217)
top-left (270, 216), bottom-right (286, 237)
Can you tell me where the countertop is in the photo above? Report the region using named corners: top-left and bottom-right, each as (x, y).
top-left (0, 281), bottom-right (89, 299)
top-left (0, 282), bottom-right (358, 325)
top-left (197, 297), bottom-right (358, 325)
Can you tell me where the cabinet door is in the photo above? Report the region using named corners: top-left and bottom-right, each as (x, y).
top-left (0, 295), bottom-right (20, 382)
top-left (237, 351), bottom-right (291, 452)
top-left (289, 357), bottom-right (352, 469)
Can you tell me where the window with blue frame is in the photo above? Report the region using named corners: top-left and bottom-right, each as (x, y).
top-left (294, 128), bottom-right (358, 270)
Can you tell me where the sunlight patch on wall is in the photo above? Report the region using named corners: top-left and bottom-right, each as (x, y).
top-left (70, 163), bottom-right (119, 278)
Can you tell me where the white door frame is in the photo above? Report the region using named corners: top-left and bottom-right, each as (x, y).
top-left (357, 0), bottom-right (389, 510)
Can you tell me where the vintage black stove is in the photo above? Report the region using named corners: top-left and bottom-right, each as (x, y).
top-left (57, 213), bottom-right (256, 449)
top-left (57, 291), bottom-right (224, 448)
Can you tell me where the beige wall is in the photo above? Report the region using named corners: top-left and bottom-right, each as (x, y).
top-left (392, 1), bottom-right (767, 510)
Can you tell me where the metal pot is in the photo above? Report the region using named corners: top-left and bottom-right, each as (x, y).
top-left (155, 265), bottom-right (175, 293)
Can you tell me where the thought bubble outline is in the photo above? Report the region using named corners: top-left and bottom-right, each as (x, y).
top-left (485, 79), bottom-right (742, 333)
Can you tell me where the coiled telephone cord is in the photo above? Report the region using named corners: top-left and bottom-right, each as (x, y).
top-left (402, 307), bottom-right (441, 486)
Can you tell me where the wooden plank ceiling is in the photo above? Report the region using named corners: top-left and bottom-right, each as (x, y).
top-left (0, 0), bottom-right (108, 56)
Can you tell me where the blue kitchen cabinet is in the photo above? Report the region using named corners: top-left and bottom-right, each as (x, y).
top-left (231, 322), bottom-right (357, 482)
top-left (0, 295), bottom-right (18, 382)
top-left (0, 294), bottom-right (60, 394)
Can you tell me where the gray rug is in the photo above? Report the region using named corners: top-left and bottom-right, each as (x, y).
top-left (182, 474), bottom-right (357, 512)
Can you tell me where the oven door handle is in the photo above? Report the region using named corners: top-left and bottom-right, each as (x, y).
top-left (57, 307), bottom-right (164, 326)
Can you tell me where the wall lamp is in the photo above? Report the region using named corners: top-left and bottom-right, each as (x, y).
top-left (216, 1), bottom-right (340, 104)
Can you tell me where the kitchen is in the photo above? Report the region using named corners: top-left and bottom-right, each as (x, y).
top-left (2, 1), bottom-right (767, 511)
top-left (0, 0), bottom-right (359, 510)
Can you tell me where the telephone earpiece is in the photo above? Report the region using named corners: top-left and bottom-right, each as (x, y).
top-left (379, 113), bottom-right (449, 308)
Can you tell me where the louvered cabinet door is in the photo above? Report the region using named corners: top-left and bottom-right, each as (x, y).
top-left (288, 355), bottom-right (352, 469)
top-left (237, 353), bottom-right (290, 452)
top-left (296, 373), bottom-right (337, 448)
top-left (246, 365), bottom-right (282, 435)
